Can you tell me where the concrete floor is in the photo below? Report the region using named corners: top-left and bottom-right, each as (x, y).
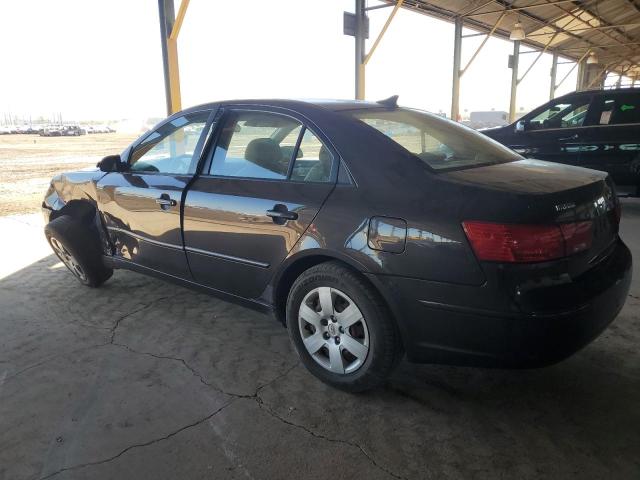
top-left (1, 203), bottom-right (639, 480)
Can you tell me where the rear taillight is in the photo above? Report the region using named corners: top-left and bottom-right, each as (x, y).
top-left (559, 221), bottom-right (593, 255)
top-left (462, 221), bottom-right (593, 263)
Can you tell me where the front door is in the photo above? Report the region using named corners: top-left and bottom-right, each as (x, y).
top-left (97, 109), bottom-right (212, 278)
top-left (182, 108), bottom-right (336, 300)
top-left (513, 95), bottom-right (592, 165)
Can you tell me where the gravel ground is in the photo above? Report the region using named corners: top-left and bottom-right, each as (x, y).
top-left (0, 134), bottom-right (137, 216)
top-left (0, 183), bottom-right (639, 479)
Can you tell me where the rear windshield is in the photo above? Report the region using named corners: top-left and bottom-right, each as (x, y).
top-left (343, 108), bottom-right (522, 171)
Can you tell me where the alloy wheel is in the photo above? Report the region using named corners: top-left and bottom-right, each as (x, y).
top-left (298, 286), bottom-right (369, 374)
top-left (49, 236), bottom-right (87, 282)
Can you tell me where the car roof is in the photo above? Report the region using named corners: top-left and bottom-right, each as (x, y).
top-left (183, 98), bottom-right (390, 115)
top-left (557, 87), bottom-right (639, 100)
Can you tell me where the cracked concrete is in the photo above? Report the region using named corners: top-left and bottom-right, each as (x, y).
top-left (1, 203), bottom-right (640, 480)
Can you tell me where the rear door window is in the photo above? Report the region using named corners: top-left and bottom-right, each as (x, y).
top-left (592, 94), bottom-right (640, 125)
top-left (209, 111), bottom-right (301, 180)
top-left (290, 128), bottom-right (333, 183)
top-left (209, 110), bottom-right (334, 182)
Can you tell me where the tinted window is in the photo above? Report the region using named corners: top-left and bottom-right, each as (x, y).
top-left (290, 128), bottom-right (333, 183)
top-left (594, 94), bottom-right (640, 125)
top-left (210, 111), bottom-right (301, 179)
top-left (130, 111), bottom-right (209, 174)
top-left (528, 98), bottom-right (590, 129)
top-left (344, 108), bottom-right (520, 171)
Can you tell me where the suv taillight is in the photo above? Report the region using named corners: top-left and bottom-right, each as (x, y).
top-left (462, 221), bottom-right (593, 263)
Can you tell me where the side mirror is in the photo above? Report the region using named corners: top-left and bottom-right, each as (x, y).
top-left (97, 154), bottom-right (126, 172)
top-left (515, 120), bottom-right (529, 133)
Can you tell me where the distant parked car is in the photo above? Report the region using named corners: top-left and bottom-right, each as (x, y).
top-left (482, 88), bottom-right (640, 193)
top-left (0, 126), bottom-right (12, 135)
top-left (16, 125), bottom-right (38, 134)
top-left (40, 126), bottom-right (63, 137)
top-left (42, 98), bottom-right (631, 391)
top-left (62, 125), bottom-right (86, 136)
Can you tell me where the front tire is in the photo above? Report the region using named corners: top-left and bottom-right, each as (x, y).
top-left (44, 215), bottom-right (113, 287)
top-left (286, 262), bottom-right (402, 392)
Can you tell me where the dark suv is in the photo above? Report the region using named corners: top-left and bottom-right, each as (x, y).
top-left (483, 89), bottom-right (640, 193)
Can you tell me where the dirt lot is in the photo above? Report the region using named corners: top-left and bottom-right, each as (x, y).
top-left (0, 134), bottom-right (137, 216)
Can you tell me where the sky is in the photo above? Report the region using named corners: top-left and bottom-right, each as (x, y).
top-left (0, 0), bottom-right (588, 123)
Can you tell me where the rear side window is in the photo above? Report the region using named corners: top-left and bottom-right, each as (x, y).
top-left (209, 110), bottom-right (333, 182)
top-left (344, 108), bottom-right (520, 171)
top-left (290, 129), bottom-right (333, 183)
top-left (594, 95), bottom-right (640, 125)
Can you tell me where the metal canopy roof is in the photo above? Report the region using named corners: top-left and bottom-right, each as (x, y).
top-left (381, 0), bottom-right (640, 78)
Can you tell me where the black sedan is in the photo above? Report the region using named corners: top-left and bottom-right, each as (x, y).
top-left (42, 98), bottom-right (632, 391)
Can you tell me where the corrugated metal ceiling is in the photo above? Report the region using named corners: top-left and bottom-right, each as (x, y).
top-left (381, 0), bottom-right (640, 78)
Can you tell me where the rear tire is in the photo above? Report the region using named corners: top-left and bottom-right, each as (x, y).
top-left (44, 215), bottom-right (113, 287)
top-left (286, 261), bottom-right (402, 392)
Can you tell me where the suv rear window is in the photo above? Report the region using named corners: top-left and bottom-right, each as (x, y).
top-left (343, 108), bottom-right (521, 171)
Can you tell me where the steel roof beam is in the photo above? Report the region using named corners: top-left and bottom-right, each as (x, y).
top-left (463, 0), bottom-right (580, 18)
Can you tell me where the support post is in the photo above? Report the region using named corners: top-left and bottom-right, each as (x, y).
top-left (549, 52), bottom-right (558, 100)
top-left (576, 59), bottom-right (586, 91)
top-left (509, 40), bottom-right (520, 123)
top-left (355, 0), bottom-right (366, 100)
top-left (158, 0), bottom-right (187, 115)
top-left (451, 17), bottom-right (462, 121)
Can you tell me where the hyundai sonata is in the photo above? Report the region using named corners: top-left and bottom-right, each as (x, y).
top-left (43, 97), bottom-right (632, 391)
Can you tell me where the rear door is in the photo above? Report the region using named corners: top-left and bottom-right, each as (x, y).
top-left (512, 95), bottom-right (591, 164)
top-left (182, 107), bottom-right (336, 299)
top-left (578, 92), bottom-right (640, 188)
top-left (97, 109), bottom-right (213, 278)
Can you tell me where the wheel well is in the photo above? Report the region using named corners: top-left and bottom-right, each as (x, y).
top-left (272, 255), bottom-right (399, 337)
top-left (53, 200), bottom-right (96, 224)
top-left (273, 255), bottom-right (334, 325)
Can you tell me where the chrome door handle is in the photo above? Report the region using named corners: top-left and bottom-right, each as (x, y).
top-left (155, 198), bottom-right (177, 206)
top-left (266, 204), bottom-right (298, 224)
top-left (559, 133), bottom-right (579, 141)
top-left (156, 194), bottom-right (177, 210)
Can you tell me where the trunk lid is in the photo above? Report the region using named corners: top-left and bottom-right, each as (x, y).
top-left (444, 159), bottom-right (620, 271)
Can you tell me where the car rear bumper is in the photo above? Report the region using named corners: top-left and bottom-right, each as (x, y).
top-left (370, 238), bottom-right (632, 368)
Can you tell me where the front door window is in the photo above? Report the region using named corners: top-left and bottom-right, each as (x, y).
top-left (529, 99), bottom-right (591, 130)
top-left (129, 111), bottom-right (210, 174)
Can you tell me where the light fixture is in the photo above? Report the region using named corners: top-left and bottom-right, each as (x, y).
top-left (586, 51), bottom-right (599, 64)
top-left (510, 21), bottom-right (526, 41)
